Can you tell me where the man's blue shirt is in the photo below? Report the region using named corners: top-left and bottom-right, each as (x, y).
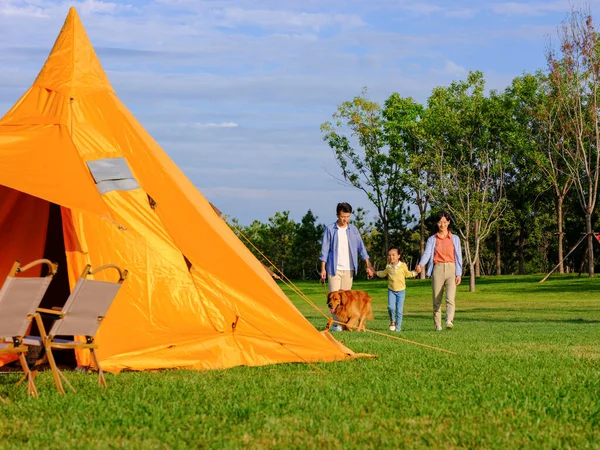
top-left (320, 222), bottom-right (370, 275)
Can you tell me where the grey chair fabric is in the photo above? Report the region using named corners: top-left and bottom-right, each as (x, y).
top-left (0, 277), bottom-right (51, 339)
top-left (49, 279), bottom-right (122, 337)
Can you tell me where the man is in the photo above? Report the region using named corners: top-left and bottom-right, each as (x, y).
top-left (320, 202), bottom-right (374, 331)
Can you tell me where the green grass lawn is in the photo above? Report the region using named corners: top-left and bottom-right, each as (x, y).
top-left (2, 275), bottom-right (599, 449)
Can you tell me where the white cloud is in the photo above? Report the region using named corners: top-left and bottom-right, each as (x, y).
top-left (432, 60), bottom-right (468, 78)
top-left (187, 121), bottom-right (239, 128)
top-left (400, 2), bottom-right (444, 14)
top-left (72, 0), bottom-right (127, 15)
top-left (445, 8), bottom-right (477, 19)
top-left (490, 1), bottom-right (570, 16)
top-left (0, 0), bottom-right (127, 18)
top-left (0, 0), bottom-right (48, 17)
top-left (215, 7), bottom-right (365, 31)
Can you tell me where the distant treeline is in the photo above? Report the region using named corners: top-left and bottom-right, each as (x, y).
top-left (227, 205), bottom-right (599, 283)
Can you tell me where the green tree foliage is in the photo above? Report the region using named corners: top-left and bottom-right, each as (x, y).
top-left (424, 71), bottom-right (508, 291)
top-left (499, 74), bottom-right (551, 274)
top-left (228, 218), bottom-right (268, 262)
top-left (546, 6), bottom-right (600, 276)
top-left (259, 211), bottom-right (298, 276)
top-left (320, 88), bottom-right (410, 255)
top-left (382, 94), bottom-right (431, 278)
top-left (290, 210), bottom-right (324, 280)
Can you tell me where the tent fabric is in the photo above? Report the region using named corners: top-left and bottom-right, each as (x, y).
top-left (0, 125), bottom-right (112, 219)
top-left (0, 188), bottom-right (49, 366)
top-left (0, 7), bottom-right (356, 373)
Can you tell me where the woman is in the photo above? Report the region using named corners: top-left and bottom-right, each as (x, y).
top-left (416, 211), bottom-right (462, 331)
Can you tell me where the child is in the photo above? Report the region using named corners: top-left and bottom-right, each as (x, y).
top-left (376, 247), bottom-right (417, 332)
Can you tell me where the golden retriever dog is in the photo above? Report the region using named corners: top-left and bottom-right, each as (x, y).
top-left (326, 290), bottom-right (374, 331)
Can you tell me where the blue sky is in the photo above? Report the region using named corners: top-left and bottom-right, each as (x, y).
top-left (0, 0), bottom-right (597, 225)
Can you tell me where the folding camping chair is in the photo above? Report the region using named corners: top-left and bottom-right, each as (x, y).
top-left (34, 264), bottom-right (128, 395)
top-left (0, 259), bottom-right (58, 401)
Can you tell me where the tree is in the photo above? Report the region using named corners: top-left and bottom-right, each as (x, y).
top-left (260, 211), bottom-right (298, 276)
top-left (383, 94), bottom-right (431, 279)
top-left (517, 71), bottom-right (574, 273)
top-left (424, 71), bottom-right (508, 291)
top-left (321, 88), bottom-right (409, 254)
top-left (350, 207), bottom-right (382, 274)
top-left (290, 210), bottom-right (324, 280)
top-left (502, 74), bottom-right (554, 275)
top-left (228, 218), bottom-right (268, 262)
top-left (546, 7), bottom-right (600, 276)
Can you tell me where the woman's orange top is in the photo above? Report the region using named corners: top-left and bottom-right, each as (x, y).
top-left (433, 231), bottom-right (456, 264)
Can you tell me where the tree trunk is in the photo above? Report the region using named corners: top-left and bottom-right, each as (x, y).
top-left (586, 211), bottom-right (594, 277)
top-left (469, 262), bottom-right (475, 292)
top-left (383, 219), bottom-right (389, 259)
top-left (557, 196), bottom-right (565, 274)
top-left (474, 223), bottom-right (480, 278)
top-left (495, 224), bottom-right (501, 275)
top-left (518, 224), bottom-right (525, 275)
top-left (419, 214), bottom-right (426, 279)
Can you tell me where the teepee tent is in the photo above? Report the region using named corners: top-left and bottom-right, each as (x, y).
top-left (0, 7), bottom-right (354, 372)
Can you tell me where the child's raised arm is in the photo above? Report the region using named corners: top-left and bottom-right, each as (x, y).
top-left (403, 263), bottom-right (417, 279)
top-left (375, 266), bottom-right (389, 278)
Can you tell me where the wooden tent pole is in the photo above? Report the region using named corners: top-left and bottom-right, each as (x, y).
top-left (540, 233), bottom-right (589, 283)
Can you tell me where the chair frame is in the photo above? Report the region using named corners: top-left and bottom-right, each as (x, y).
top-left (0, 259), bottom-right (57, 401)
top-left (35, 264), bottom-right (127, 395)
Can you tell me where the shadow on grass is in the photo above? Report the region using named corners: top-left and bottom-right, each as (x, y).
top-left (455, 307), bottom-right (595, 314)
top-left (457, 275), bottom-right (600, 290)
top-left (404, 311), bottom-right (599, 324)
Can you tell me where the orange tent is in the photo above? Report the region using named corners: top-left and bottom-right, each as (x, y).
top-left (0, 7), bottom-right (355, 372)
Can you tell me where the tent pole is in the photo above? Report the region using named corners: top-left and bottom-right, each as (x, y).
top-left (540, 233), bottom-right (589, 283)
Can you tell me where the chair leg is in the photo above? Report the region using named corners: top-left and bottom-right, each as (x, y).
top-left (57, 368), bottom-right (76, 393)
top-left (18, 353), bottom-right (38, 398)
top-left (90, 349), bottom-right (106, 388)
top-left (15, 374), bottom-right (26, 387)
top-left (45, 347), bottom-right (66, 395)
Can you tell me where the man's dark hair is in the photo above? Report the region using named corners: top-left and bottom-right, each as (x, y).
top-left (336, 202), bottom-right (353, 215)
top-left (435, 210), bottom-right (452, 222)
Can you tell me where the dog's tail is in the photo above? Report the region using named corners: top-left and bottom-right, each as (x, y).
top-left (368, 301), bottom-right (374, 321)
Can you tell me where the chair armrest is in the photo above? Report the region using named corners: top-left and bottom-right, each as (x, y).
top-left (18, 259), bottom-right (58, 277)
top-left (37, 308), bottom-right (64, 318)
top-left (89, 264), bottom-right (128, 283)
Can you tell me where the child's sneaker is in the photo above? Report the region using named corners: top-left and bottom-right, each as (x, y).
top-left (389, 322), bottom-right (396, 331)
top-left (446, 321), bottom-right (454, 329)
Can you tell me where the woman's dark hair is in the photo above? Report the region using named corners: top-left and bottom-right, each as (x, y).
top-left (435, 210), bottom-right (452, 223)
top-left (336, 202), bottom-right (353, 215)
